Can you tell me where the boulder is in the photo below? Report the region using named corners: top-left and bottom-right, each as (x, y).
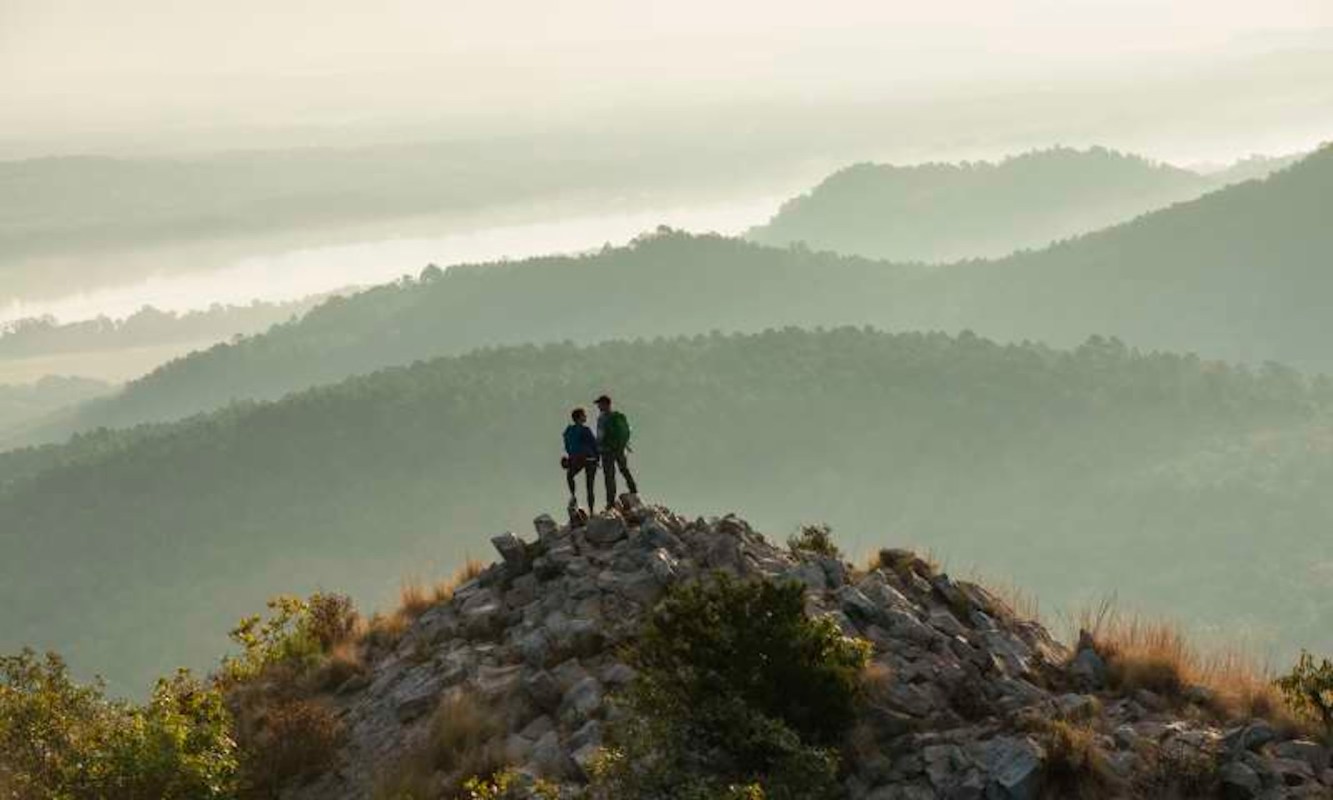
top-left (1273, 740), bottom-right (1330, 774)
top-left (517, 628), bottom-right (553, 668)
top-left (978, 736), bottom-right (1044, 800)
top-left (533, 514), bottom-right (561, 542)
top-left (1218, 761), bottom-right (1262, 799)
top-left (1224, 722), bottom-right (1278, 754)
top-left (492, 531), bottom-right (530, 574)
top-left (1068, 646), bottom-right (1108, 690)
top-left (560, 676), bottom-right (605, 724)
top-left (530, 730), bottom-right (577, 779)
top-left (584, 513), bottom-right (628, 547)
top-left (523, 670), bottom-right (562, 713)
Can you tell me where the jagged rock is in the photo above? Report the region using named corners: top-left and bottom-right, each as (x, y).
top-left (1226, 721), bottom-right (1279, 754)
top-left (646, 548), bottom-right (679, 584)
top-left (523, 670), bottom-right (562, 713)
top-left (559, 676), bottom-right (604, 724)
top-left (596, 568), bottom-right (659, 605)
top-left (584, 513), bottom-right (627, 546)
top-left (1274, 740), bottom-right (1331, 773)
top-left (1220, 760), bottom-right (1263, 799)
top-left (638, 516), bottom-right (684, 552)
top-left (1069, 645), bottom-right (1108, 690)
top-left (530, 730), bottom-right (577, 779)
top-left (393, 692), bottom-right (435, 723)
top-left (1056, 693), bottom-right (1099, 720)
top-left (571, 742), bottom-right (602, 779)
top-left (285, 503), bottom-right (1325, 800)
top-left (923, 743), bottom-right (969, 789)
top-left (517, 628), bottom-right (553, 668)
top-left (476, 664), bottom-right (523, 700)
top-left (520, 714), bottom-right (555, 740)
top-left (505, 733), bottom-right (535, 763)
top-left (839, 585), bottom-right (884, 625)
top-left (551, 658), bottom-right (591, 691)
top-left (885, 682), bottom-right (940, 718)
top-left (977, 736), bottom-right (1044, 800)
top-left (927, 607), bottom-right (968, 638)
top-left (492, 531), bottom-right (530, 573)
top-left (818, 556), bottom-right (849, 588)
top-left (790, 561), bottom-right (828, 590)
top-left (533, 514), bottom-right (560, 542)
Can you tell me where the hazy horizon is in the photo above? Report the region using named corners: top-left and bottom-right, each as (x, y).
top-left (3, 1), bottom-right (1331, 163)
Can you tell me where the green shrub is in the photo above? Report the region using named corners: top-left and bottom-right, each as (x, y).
top-left (1275, 650), bottom-right (1333, 737)
top-left (786, 524), bottom-right (841, 559)
top-left (220, 593), bottom-right (359, 686)
top-left (594, 574), bottom-right (869, 800)
top-left (0, 649), bottom-right (237, 800)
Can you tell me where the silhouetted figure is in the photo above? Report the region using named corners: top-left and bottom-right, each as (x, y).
top-left (563, 407), bottom-right (599, 512)
top-left (595, 394), bottom-right (638, 508)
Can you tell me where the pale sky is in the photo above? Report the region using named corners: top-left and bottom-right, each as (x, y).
top-left (2, 0), bottom-right (1331, 157)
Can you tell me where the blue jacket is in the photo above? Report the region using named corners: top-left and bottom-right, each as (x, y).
top-left (563, 424), bottom-right (599, 458)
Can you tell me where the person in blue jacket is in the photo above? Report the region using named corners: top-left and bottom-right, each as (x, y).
top-left (563, 407), bottom-right (600, 511)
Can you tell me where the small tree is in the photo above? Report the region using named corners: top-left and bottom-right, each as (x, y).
top-left (595, 574), bottom-right (869, 799)
top-left (1275, 650), bottom-right (1333, 738)
top-left (787, 524), bottom-right (841, 559)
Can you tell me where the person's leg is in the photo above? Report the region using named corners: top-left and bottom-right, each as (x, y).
top-left (601, 452), bottom-right (617, 508)
top-left (584, 462), bottom-right (597, 509)
top-left (565, 466), bottom-right (577, 502)
top-left (616, 450), bottom-right (638, 495)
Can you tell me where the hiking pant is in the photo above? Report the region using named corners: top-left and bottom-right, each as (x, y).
top-left (566, 458), bottom-right (597, 508)
top-left (601, 448), bottom-right (638, 503)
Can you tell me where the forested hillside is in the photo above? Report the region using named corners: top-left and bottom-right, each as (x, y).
top-left (3, 328), bottom-right (1331, 692)
top-left (27, 145), bottom-right (1333, 444)
top-left (746, 146), bottom-right (1269, 261)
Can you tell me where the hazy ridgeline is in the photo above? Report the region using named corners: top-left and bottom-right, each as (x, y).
top-left (19, 144), bottom-right (1333, 448)
top-left (0, 298), bottom-right (323, 361)
top-left (2, 328), bottom-right (1331, 692)
top-left (0, 377), bottom-right (109, 434)
top-left (0, 140), bottom-right (791, 300)
top-left (747, 147), bottom-right (1301, 262)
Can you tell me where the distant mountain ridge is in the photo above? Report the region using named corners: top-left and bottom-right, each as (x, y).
top-left (746, 146), bottom-right (1299, 262)
top-left (18, 145), bottom-right (1333, 447)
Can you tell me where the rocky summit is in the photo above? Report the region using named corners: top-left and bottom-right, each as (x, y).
top-left (291, 499), bottom-right (1333, 799)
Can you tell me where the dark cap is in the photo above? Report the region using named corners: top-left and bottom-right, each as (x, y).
top-left (594, 394), bottom-right (611, 405)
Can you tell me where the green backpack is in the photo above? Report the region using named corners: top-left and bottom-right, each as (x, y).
top-left (608, 411), bottom-right (632, 449)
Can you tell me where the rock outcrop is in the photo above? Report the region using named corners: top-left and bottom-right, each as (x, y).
top-left (292, 500), bottom-right (1333, 799)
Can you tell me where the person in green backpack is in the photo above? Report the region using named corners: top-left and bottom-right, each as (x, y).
top-left (594, 393), bottom-right (638, 508)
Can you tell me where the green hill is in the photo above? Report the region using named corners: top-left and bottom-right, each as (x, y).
top-left (3, 328), bottom-right (1332, 692)
top-left (25, 145), bottom-right (1333, 446)
top-left (746, 146), bottom-right (1272, 262)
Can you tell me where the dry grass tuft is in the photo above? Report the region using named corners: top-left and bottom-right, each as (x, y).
top-left (1042, 719), bottom-right (1119, 798)
top-left (870, 547), bottom-right (939, 580)
top-left (363, 560), bottom-right (486, 654)
top-left (433, 559), bottom-right (486, 605)
top-left (966, 573), bottom-right (1042, 625)
top-left (398, 579), bottom-right (435, 621)
top-left (860, 660), bottom-right (894, 704)
top-left (363, 611), bottom-right (412, 652)
top-left (374, 691), bottom-right (509, 798)
top-left (236, 697), bottom-right (345, 796)
top-left (1075, 600), bottom-right (1294, 727)
top-left (313, 639), bottom-right (368, 692)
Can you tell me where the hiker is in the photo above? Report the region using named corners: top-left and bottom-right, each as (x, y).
top-left (562, 407), bottom-right (599, 511)
top-left (595, 394), bottom-right (638, 507)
